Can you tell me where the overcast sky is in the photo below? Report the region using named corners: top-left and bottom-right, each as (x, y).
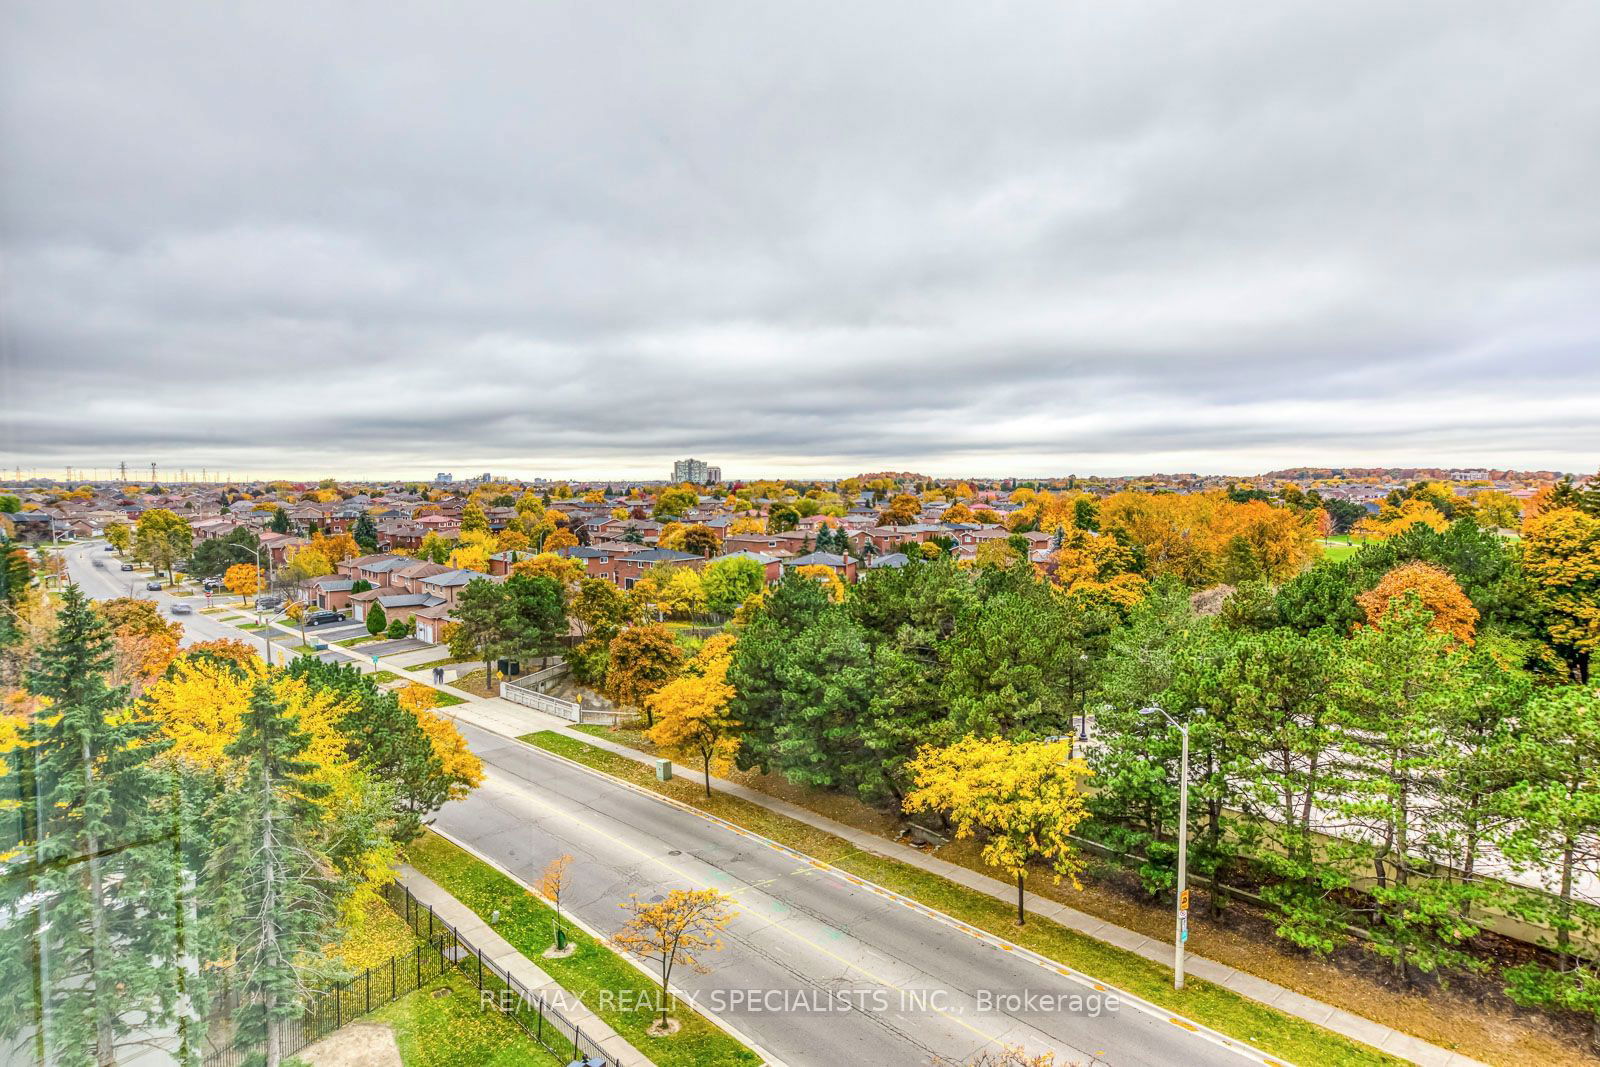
top-left (2, 2), bottom-right (1597, 482)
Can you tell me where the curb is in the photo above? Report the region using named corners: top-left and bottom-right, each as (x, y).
top-left (510, 732), bottom-right (1301, 1067)
top-left (426, 824), bottom-right (791, 1067)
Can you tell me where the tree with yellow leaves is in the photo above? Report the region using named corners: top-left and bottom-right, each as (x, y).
top-left (545, 527), bottom-right (579, 553)
top-left (397, 683), bottom-right (484, 802)
top-left (904, 737), bottom-right (1092, 925)
top-left (541, 853), bottom-right (574, 952)
top-left (646, 634), bottom-right (739, 796)
top-left (1357, 562), bottom-right (1479, 644)
top-left (224, 562), bottom-right (262, 606)
top-left (606, 624), bottom-right (682, 726)
top-left (512, 551), bottom-right (586, 589)
top-left (449, 529), bottom-right (497, 572)
top-left (1219, 499), bottom-right (1319, 581)
top-left (943, 501), bottom-right (975, 524)
top-left (1048, 529), bottom-right (1146, 611)
top-left (1354, 498), bottom-right (1449, 541)
top-left (974, 538), bottom-right (1024, 571)
top-left (612, 888), bottom-right (737, 1034)
top-left (310, 530), bottom-right (361, 564)
top-left (726, 516), bottom-right (765, 536)
top-left (104, 521), bottom-right (131, 556)
top-left (1522, 506), bottom-right (1600, 683)
top-left (793, 563), bottom-right (845, 602)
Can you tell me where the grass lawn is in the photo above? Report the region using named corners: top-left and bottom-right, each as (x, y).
top-left (338, 635), bottom-right (385, 647)
top-left (427, 688), bottom-right (466, 707)
top-left (523, 730), bottom-right (1401, 1067)
top-left (369, 970), bottom-right (566, 1067)
top-left (370, 670), bottom-right (401, 684)
top-left (237, 622), bottom-right (265, 631)
top-left (406, 831), bottom-right (761, 1067)
top-left (200, 607), bottom-right (228, 615)
top-left (412, 655), bottom-right (475, 669)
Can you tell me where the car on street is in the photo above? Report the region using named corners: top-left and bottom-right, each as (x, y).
top-left (145, 581), bottom-right (162, 591)
top-left (256, 595), bottom-right (284, 611)
top-left (303, 610), bottom-right (346, 626)
top-left (92, 559), bottom-right (105, 568)
top-left (201, 577), bottom-right (221, 591)
top-left (120, 563), bottom-right (135, 571)
top-left (103, 545), bottom-right (116, 552)
top-left (170, 603), bottom-right (193, 615)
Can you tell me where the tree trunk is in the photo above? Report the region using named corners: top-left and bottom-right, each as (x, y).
top-left (702, 753), bottom-right (713, 798)
top-left (82, 738), bottom-right (116, 1067)
top-left (1016, 873), bottom-right (1026, 926)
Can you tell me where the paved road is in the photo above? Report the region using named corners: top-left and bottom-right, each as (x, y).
top-left (436, 723), bottom-right (1263, 1067)
top-left (60, 540), bottom-right (1266, 1067)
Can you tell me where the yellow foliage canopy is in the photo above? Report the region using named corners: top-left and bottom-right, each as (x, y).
top-left (904, 736), bottom-right (1092, 895)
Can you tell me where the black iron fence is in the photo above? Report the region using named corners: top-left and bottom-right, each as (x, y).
top-left (204, 881), bottom-right (617, 1066)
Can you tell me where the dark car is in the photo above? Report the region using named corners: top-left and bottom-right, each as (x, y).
top-left (145, 581), bottom-right (162, 591)
top-left (103, 545), bottom-right (116, 552)
top-left (120, 563), bottom-right (135, 571)
top-left (170, 603), bottom-right (193, 615)
top-left (304, 610), bottom-right (346, 626)
top-left (256, 595), bottom-right (285, 611)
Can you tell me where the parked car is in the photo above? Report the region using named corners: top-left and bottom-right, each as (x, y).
top-left (103, 544), bottom-right (116, 552)
top-left (304, 610), bottom-right (346, 626)
top-left (92, 559), bottom-right (105, 569)
top-left (201, 577), bottom-right (222, 591)
top-left (120, 563), bottom-right (135, 571)
top-left (170, 603), bottom-right (193, 615)
top-left (145, 581), bottom-right (162, 591)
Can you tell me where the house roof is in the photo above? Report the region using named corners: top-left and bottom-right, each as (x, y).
top-left (869, 552), bottom-right (911, 569)
top-left (625, 548), bottom-right (703, 564)
top-left (782, 551), bottom-right (851, 568)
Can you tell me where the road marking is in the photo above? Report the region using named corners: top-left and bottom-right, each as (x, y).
top-left (482, 774), bottom-right (1048, 1058)
top-left (501, 730), bottom-right (1294, 1067)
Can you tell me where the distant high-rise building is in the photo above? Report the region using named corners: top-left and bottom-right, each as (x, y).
top-left (435, 472), bottom-right (453, 484)
top-left (706, 465), bottom-right (721, 484)
top-left (672, 458), bottom-right (711, 484)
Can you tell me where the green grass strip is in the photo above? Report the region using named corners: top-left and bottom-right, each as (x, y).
top-left (407, 831), bottom-right (761, 1067)
top-left (522, 730), bottom-right (1402, 1067)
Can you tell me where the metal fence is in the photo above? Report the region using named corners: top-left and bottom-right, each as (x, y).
top-left (204, 881), bottom-right (617, 1066)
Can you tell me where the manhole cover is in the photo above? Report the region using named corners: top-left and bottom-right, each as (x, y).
top-left (668, 850), bottom-right (682, 856)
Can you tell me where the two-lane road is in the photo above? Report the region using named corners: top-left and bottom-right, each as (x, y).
top-left (436, 724), bottom-right (1267, 1067)
top-left (61, 541), bottom-right (1270, 1067)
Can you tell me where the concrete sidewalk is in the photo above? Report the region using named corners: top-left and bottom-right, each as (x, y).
top-left (291, 630), bottom-right (1484, 1065)
top-left (544, 727), bottom-right (1485, 1067)
top-left (400, 864), bottom-right (654, 1067)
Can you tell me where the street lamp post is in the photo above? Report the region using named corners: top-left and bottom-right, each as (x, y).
top-left (1075, 653), bottom-right (1090, 742)
top-left (1140, 705), bottom-right (1193, 990)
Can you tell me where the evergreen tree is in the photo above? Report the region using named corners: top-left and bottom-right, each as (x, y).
top-left (268, 507), bottom-right (290, 534)
top-left (285, 657), bottom-right (455, 841)
top-left (351, 510), bottom-right (378, 553)
top-left (0, 585), bottom-right (177, 1067)
top-left (365, 601), bottom-right (388, 637)
top-left (205, 680), bottom-right (337, 1067)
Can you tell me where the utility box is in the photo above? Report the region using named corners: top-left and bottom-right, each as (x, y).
top-left (655, 759), bottom-right (672, 782)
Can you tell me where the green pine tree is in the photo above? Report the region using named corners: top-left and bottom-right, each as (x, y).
top-left (0, 585), bottom-right (177, 1067)
top-left (204, 680), bottom-right (337, 1067)
top-left (351, 511), bottom-right (379, 553)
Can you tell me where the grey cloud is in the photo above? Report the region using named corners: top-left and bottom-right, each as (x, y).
top-left (3, 0), bottom-right (1598, 480)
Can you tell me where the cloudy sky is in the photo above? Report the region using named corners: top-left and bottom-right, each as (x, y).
top-left (2, 2), bottom-right (1597, 482)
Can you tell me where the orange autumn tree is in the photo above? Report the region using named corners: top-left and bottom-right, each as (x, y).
top-left (1357, 562), bottom-right (1479, 644)
top-left (1219, 498), bottom-right (1319, 581)
top-left (793, 563), bottom-right (846, 602)
top-left (95, 596), bottom-right (183, 695)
